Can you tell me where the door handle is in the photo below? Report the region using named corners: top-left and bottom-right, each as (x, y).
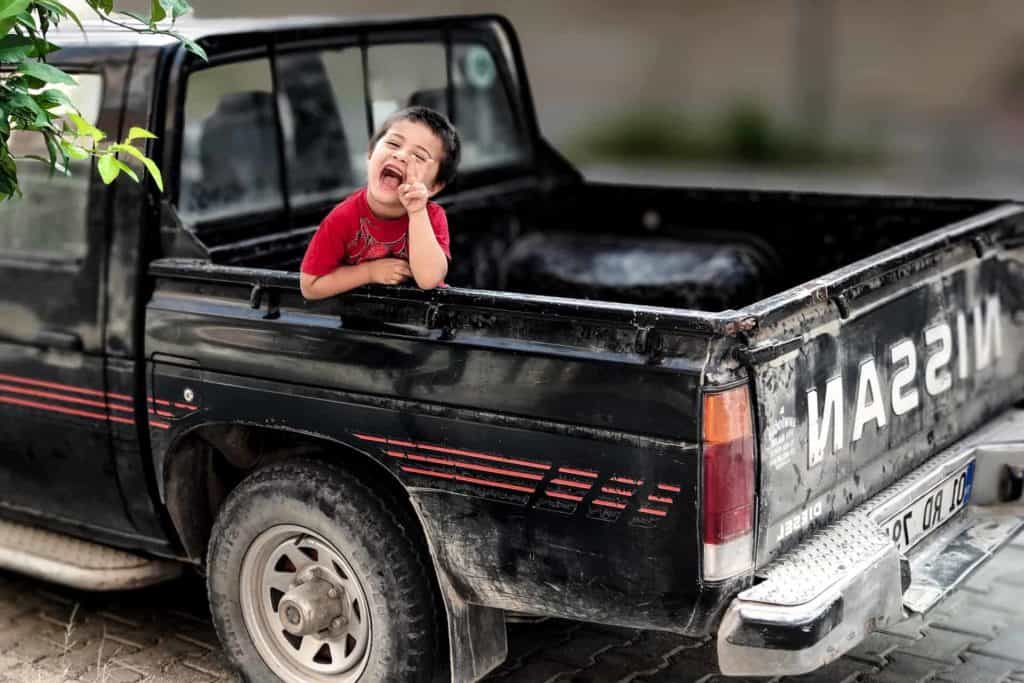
top-left (33, 329), bottom-right (83, 351)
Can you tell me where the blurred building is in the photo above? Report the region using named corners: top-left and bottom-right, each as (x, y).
top-left (85, 0), bottom-right (1024, 195)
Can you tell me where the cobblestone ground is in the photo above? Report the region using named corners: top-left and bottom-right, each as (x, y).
top-left (0, 526), bottom-right (1020, 682)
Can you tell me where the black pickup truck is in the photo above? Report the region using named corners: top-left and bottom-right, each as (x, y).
top-left (2, 13), bottom-right (1023, 683)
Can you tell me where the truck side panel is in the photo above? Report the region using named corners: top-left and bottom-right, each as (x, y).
top-left (145, 280), bottom-right (714, 631)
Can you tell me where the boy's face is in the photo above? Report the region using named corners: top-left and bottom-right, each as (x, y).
top-left (367, 119), bottom-right (445, 214)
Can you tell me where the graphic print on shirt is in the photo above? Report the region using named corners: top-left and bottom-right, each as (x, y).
top-left (343, 216), bottom-right (409, 264)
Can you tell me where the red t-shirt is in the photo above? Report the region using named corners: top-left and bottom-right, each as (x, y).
top-left (300, 188), bottom-right (450, 277)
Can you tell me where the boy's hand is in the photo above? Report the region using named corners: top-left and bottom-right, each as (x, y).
top-left (398, 165), bottom-right (430, 215)
top-left (365, 258), bottom-right (412, 286)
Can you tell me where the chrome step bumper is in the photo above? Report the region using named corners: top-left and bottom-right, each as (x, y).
top-left (717, 409), bottom-right (1024, 677)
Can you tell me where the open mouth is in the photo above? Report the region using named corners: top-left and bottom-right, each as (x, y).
top-left (380, 165), bottom-right (405, 192)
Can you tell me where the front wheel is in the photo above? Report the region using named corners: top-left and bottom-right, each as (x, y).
top-left (207, 459), bottom-right (441, 682)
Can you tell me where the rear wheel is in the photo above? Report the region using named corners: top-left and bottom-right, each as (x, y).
top-left (207, 459), bottom-right (441, 682)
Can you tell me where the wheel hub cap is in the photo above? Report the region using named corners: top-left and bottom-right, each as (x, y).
top-left (239, 526), bottom-right (372, 682)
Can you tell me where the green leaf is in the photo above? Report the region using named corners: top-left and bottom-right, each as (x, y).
top-left (18, 60), bottom-right (76, 86)
top-left (34, 87), bottom-right (77, 112)
top-left (67, 113), bottom-right (105, 142)
top-left (0, 16), bottom-right (18, 34)
top-left (141, 156), bottom-right (163, 191)
top-left (97, 153), bottom-right (119, 183)
top-left (60, 141), bottom-right (90, 160)
top-left (8, 92), bottom-right (50, 127)
top-left (110, 142), bottom-right (163, 191)
top-left (38, 0), bottom-right (83, 32)
top-left (118, 10), bottom-right (152, 26)
top-left (0, 35), bottom-right (34, 61)
top-left (170, 31), bottom-right (207, 61)
top-left (126, 126), bottom-right (157, 142)
top-left (149, 0), bottom-right (165, 23)
top-left (159, 0), bottom-right (190, 19)
top-left (111, 157), bottom-right (138, 182)
top-left (0, 0), bottom-right (30, 21)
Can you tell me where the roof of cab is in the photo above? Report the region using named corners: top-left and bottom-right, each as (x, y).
top-left (47, 14), bottom-right (468, 48)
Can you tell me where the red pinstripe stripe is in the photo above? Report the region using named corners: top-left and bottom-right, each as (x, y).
top-left (558, 467), bottom-right (597, 478)
top-left (544, 490), bottom-right (582, 502)
top-left (401, 451), bottom-right (544, 481)
top-left (0, 372), bottom-right (131, 401)
top-left (0, 383), bottom-right (134, 413)
top-left (354, 433), bottom-right (389, 444)
top-left (601, 486), bottom-right (634, 497)
top-left (0, 395), bottom-right (136, 425)
top-left (639, 507), bottom-right (668, 517)
top-left (172, 402), bottom-right (198, 410)
top-left (549, 478), bottom-right (592, 490)
top-left (657, 484), bottom-right (681, 493)
top-left (401, 465), bottom-right (453, 480)
top-left (611, 476), bottom-right (642, 486)
top-left (648, 495), bottom-right (674, 504)
top-left (401, 465), bottom-right (535, 493)
top-left (455, 474), bottom-right (534, 493)
top-left (149, 409), bottom-right (174, 418)
top-left (150, 420), bottom-right (170, 430)
top-left (592, 499), bottom-right (627, 510)
top-left (353, 433), bottom-right (549, 471)
top-left (411, 443), bottom-right (549, 471)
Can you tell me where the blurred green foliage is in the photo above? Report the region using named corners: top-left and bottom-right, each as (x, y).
top-left (570, 100), bottom-right (883, 167)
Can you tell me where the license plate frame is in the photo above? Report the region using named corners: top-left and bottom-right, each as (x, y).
top-left (882, 461), bottom-right (975, 554)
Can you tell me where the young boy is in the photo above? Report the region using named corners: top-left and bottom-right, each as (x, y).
top-left (300, 106), bottom-right (460, 299)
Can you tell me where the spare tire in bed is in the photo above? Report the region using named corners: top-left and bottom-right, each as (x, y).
top-left (503, 232), bottom-right (779, 311)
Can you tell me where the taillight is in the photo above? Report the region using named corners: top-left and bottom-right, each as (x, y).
top-left (702, 384), bottom-right (755, 581)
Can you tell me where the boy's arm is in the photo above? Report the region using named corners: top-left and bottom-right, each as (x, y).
top-left (400, 168), bottom-right (448, 290)
top-left (301, 260), bottom-right (413, 300)
top-left (406, 210), bottom-right (448, 289)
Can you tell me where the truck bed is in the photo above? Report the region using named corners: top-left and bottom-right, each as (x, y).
top-left (176, 182), bottom-right (997, 312)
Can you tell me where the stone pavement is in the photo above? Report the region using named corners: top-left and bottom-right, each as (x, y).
top-left (0, 528), bottom-right (1020, 682)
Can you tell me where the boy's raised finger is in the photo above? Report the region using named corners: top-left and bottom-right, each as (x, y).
top-left (408, 163), bottom-right (424, 185)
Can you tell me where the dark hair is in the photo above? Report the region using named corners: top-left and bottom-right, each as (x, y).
top-left (369, 106), bottom-right (461, 187)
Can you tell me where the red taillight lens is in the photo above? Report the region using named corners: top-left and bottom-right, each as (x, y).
top-left (702, 437), bottom-right (755, 543)
top-left (702, 385), bottom-right (755, 580)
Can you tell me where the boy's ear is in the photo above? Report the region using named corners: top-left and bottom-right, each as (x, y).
top-left (427, 180), bottom-right (446, 197)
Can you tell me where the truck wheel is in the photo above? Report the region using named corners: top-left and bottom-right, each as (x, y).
top-left (207, 459), bottom-right (441, 682)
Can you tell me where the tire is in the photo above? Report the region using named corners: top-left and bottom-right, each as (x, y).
top-left (207, 458), bottom-right (441, 683)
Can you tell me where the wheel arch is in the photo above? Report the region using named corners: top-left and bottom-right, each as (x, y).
top-left (160, 421), bottom-right (409, 563)
top-left (160, 420), bottom-right (507, 681)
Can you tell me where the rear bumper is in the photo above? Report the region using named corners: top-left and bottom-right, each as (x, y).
top-left (717, 409), bottom-right (1024, 677)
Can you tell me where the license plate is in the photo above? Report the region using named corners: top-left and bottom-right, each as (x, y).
top-left (883, 461), bottom-right (975, 553)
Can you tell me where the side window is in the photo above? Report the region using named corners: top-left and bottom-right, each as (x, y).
top-left (179, 58), bottom-right (283, 224)
top-left (367, 42), bottom-right (449, 124)
top-left (276, 48), bottom-right (367, 208)
top-left (451, 43), bottom-right (524, 171)
top-left (365, 39), bottom-right (527, 173)
top-left (0, 74), bottom-right (103, 262)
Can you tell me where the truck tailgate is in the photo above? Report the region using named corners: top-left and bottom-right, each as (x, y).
top-left (743, 204), bottom-right (1024, 565)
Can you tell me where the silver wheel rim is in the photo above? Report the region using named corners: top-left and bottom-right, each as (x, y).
top-left (240, 524), bottom-right (372, 682)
